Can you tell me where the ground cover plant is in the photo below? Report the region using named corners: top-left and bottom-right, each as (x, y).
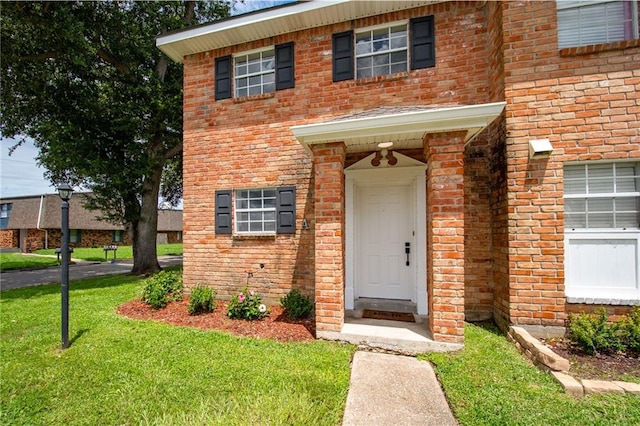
top-left (0, 252), bottom-right (59, 271)
top-left (141, 270), bottom-right (184, 309)
top-left (422, 322), bottom-right (640, 425)
top-left (0, 270), bottom-right (354, 425)
top-left (34, 243), bottom-right (183, 262)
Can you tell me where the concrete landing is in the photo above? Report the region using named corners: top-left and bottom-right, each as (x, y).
top-left (318, 317), bottom-right (463, 354)
top-left (342, 351), bottom-right (458, 426)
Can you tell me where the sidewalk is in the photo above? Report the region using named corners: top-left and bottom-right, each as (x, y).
top-left (0, 256), bottom-right (183, 291)
top-left (342, 351), bottom-right (458, 426)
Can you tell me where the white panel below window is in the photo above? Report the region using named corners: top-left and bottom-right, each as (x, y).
top-left (565, 233), bottom-right (640, 301)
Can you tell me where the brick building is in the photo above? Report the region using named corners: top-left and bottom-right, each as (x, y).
top-left (0, 193), bottom-right (183, 251)
top-left (157, 0), bottom-right (640, 345)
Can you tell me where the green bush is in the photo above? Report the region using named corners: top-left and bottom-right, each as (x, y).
top-left (567, 308), bottom-right (625, 355)
top-left (280, 289), bottom-right (314, 320)
top-left (188, 285), bottom-right (217, 315)
top-left (227, 287), bottom-right (269, 320)
top-left (141, 270), bottom-right (183, 309)
top-left (619, 306), bottom-right (640, 354)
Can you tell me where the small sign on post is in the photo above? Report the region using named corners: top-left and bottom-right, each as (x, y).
top-left (103, 245), bottom-right (118, 262)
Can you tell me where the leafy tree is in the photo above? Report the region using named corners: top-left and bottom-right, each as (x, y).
top-left (1, 1), bottom-right (230, 274)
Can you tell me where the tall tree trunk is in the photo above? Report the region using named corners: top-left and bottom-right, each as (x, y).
top-left (130, 167), bottom-right (163, 275)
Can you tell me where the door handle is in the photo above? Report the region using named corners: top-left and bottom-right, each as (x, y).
top-left (405, 242), bottom-right (410, 266)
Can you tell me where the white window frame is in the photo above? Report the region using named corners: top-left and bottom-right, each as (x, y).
top-left (233, 47), bottom-right (276, 98)
top-left (564, 161), bottom-right (640, 303)
top-left (355, 20), bottom-right (409, 79)
top-left (234, 188), bottom-right (277, 235)
top-left (557, 0), bottom-right (640, 49)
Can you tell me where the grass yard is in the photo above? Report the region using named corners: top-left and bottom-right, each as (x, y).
top-left (0, 270), bottom-right (354, 425)
top-left (34, 243), bottom-right (183, 262)
top-left (0, 252), bottom-right (59, 271)
top-left (422, 322), bottom-right (640, 426)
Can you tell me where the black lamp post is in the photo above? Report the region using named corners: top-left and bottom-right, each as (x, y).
top-left (57, 183), bottom-right (74, 349)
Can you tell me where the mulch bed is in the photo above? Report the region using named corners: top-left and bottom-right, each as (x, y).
top-left (117, 298), bottom-right (316, 342)
top-left (542, 338), bottom-right (640, 381)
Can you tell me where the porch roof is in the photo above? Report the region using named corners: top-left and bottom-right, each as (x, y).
top-left (290, 102), bottom-right (506, 154)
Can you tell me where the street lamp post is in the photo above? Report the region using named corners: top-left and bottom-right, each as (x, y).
top-left (58, 183), bottom-right (74, 349)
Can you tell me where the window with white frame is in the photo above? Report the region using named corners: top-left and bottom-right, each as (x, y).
top-left (355, 23), bottom-right (409, 79)
top-left (0, 203), bottom-right (12, 229)
top-left (234, 48), bottom-right (276, 98)
top-left (557, 1), bottom-right (640, 49)
top-left (564, 162), bottom-right (640, 302)
top-left (235, 188), bottom-right (277, 234)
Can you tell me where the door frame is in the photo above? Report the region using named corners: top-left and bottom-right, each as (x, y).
top-left (345, 154), bottom-right (427, 315)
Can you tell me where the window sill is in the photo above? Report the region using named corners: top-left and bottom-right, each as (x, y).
top-left (566, 296), bottom-right (639, 306)
top-left (232, 234), bottom-right (276, 241)
top-left (559, 39), bottom-right (640, 57)
top-left (355, 71), bottom-right (410, 86)
top-left (233, 92), bottom-right (275, 104)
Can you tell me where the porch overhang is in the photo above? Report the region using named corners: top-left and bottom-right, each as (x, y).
top-left (290, 102), bottom-right (506, 154)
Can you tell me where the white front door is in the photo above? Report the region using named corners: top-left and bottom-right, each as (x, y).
top-left (357, 184), bottom-right (413, 300)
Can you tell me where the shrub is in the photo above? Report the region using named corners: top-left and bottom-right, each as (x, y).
top-left (227, 287), bottom-right (269, 320)
top-left (619, 306), bottom-right (640, 354)
top-left (567, 308), bottom-right (624, 355)
top-left (280, 289), bottom-right (313, 320)
top-left (188, 285), bottom-right (217, 315)
top-left (141, 270), bottom-right (183, 309)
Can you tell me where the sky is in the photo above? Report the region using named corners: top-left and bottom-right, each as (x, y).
top-left (0, 0), bottom-right (294, 199)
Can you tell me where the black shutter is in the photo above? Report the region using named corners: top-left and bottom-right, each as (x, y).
top-left (276, 186), bottom-right (296, 234)
top-left (215, 190), bottom-right (232, 234)
top-left (215, 55), bottom-right (232, 100)
top-left (332, 30), bottom-right (354, 82)
top-left (275, 42), bottom-right (295, 90)
top-left (410, 16), bottom-right (435, 70)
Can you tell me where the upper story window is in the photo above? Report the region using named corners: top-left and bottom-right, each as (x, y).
top-left (234, 48), bottom-right (276, 97)
top-left (215, 42), bottom-right (294, 100)
top-left (565, 162), bottom-right (640, 230)
top-left (0, 203), bottom-right (12, 229)
top-left (355, 24), bottom-right (408, 79)
top-left (333, 15), bottom-right (435, 82)
top-left (557, 1), bottom-right (640, 49)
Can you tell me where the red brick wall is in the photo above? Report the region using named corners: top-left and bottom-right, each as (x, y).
top-left (0, 230), bottom-right (18, 248)
top-left (502, 1), bottom-right (640, 330)
top-left (47, 229), bottom-right (132, 249)
top-left (181, 1), bottom-right (496, 319)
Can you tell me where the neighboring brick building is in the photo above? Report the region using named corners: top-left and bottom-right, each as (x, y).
top-left (0, 193), bottom-right (183, 251)
top-left (158, 0), bottom-right (640, 344)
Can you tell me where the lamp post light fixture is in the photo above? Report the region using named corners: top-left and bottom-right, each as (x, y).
top-left (57, 183), bottom-right (74, 349)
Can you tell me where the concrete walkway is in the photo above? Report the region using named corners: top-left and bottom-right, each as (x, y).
top-left (0, 256), bottom-right (183, 291)
top-left (342, 351), bottom-right (457, 425)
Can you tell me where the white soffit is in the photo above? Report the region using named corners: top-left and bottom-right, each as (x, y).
top-left (290, 102), bottom-right (507, 153)
top-left (157, 0), bottom-right (439, 62)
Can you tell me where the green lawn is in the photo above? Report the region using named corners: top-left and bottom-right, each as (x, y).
top-left (0, 270), bottom-right (354, 425)
top-left (0, 252), bottom-right (59, 271)
top-left (422, 322), bottom-right (640, 425)
top-left (34, 243), bottom-right (183, 262)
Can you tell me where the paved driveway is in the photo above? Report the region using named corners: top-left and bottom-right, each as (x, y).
top-left (0, 256), bottom-right (183, 291)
